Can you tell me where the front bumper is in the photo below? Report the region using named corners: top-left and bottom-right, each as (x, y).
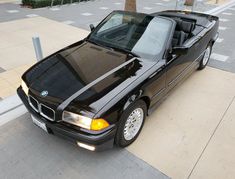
top-left (17, 87), bottom-right (116, 151)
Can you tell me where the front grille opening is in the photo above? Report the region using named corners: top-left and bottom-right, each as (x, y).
top-left (29, 96), bottom-right (39, 112)
top-left (40, 104), bottom-right (55, 121)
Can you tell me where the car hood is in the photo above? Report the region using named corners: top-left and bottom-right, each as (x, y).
top-left (23, 41), bottom-right (156, 117)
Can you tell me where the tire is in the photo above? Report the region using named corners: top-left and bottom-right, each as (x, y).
top-left (198, 44), bottom-right (212, 70)
top-left (115, 100), bottom-right (147, 147)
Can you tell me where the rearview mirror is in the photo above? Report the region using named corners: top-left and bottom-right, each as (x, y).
top-left (89, 24), bottom-right (95, 31)
top-left (171, 46), bottom-right (189, 55)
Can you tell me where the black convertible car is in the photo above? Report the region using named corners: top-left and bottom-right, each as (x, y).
top-left (17, 10), bottom-right (219, 151)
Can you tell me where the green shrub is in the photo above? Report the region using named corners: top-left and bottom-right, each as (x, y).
top-left (22, 0), bottom-right (88, 8)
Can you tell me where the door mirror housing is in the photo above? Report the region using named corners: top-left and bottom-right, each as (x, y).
top-left (171, 46), bottom-right (188, 55)
top-left (89, 24), bottom-right (95, 31)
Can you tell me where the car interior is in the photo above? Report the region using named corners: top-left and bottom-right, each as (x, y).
top-left (171, 17), bottom-right (196, 47)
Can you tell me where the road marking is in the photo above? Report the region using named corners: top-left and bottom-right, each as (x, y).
top-left (219, 26), bottom-right (227, 30)
top-left (50, 7), bottom-right (60, 11)
top-left (155, 2), bottom-right (163, 5)
top-left (162, 0), bottom-right (170, 1)
top-left (6, 10), bottom-right (19, 13)
top-left (81, 12), bottom-right (93, 16)
top-left (143, 7), bottom-right (153, 10)
top-left (99, 7), bottom-right (109, 10)
top-left (62, 20), bottom-right (75, 25)
top-left (114, 2), bottom-right (121, 5)
top-left (211, 53), bottom-right (229, 62)
top-left (222, 12), bottom-right (233, 15)
top-left (216, 38), bottom-right (224, 43)
top-left (219, 18), bottom-right (229, 22)
top-left (26, 14), bottom-right (39, 18)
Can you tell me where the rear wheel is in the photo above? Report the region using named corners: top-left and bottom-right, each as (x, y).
top-left (115, 100), bottom-right (147, 147)
top-left (198, 44), bottom-right (212, 70)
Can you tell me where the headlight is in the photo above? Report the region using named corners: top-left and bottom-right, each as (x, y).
top-left (62, 111), bottom-right (109, 131)
top-left (21, 80), bottom-right (29, 95)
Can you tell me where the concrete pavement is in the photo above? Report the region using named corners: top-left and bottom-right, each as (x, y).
top-left (127, 67), bottom-right (235, 179)
top-left (0, 17), bottom-right (89, 98)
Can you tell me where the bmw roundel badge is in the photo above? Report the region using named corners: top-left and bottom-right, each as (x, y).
top-left (40, 90), bottom-right (48, 97)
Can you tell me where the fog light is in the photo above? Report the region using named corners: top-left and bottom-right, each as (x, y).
top-left (77, 142), bottom-right (95, 151)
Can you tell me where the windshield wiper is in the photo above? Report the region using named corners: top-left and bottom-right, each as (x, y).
top-left (106, 45), bottom-right (140, 58)
top-left (86, 39), bottom-right (139, 58)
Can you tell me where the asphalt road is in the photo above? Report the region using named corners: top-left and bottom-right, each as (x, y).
top-left (0, 0), bottom-right (216, 30)
top-left (0, 113), bottom-right (168, 179)
top-left (1, 1), bottom-right (235, 179)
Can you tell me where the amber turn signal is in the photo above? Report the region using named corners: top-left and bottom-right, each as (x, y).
top-left (91, 119), bottom-right (109, 131)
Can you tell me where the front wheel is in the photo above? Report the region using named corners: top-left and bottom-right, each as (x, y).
top-left (198, 44), bottom-right (212, 70)
top-left (115, 100), bottom-right (147, 147)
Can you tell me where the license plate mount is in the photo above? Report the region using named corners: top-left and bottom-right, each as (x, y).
top-left (31, 115), bottom-right (48, 133)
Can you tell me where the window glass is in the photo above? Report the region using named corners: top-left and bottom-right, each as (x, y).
top-left (89, 12), bottom-right (172, 60)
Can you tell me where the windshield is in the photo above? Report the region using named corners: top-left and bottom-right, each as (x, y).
top-left (88, 11), bottom-right (172, 60)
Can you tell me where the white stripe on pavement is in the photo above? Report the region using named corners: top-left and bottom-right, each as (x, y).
top-left (219, 18), bottom-right (229, 22)
top-left (26, 14), bottom-right (39, 18)
top-left (206, 0), bottom-right (235, 15)
top-left (143, 7), bottom-right (153, 10)
top-left (99, 7), bottom-right (109, 10)
top-left (50, 7), bottom-right (60, 11)
top-left (219, 26), bottom-right (227, 30)
top-left (81, 12), bottom-right (93, 16)
top-left (211, 53), bottom-right (229, 62)
top-left (7, 10), bottom-right (19, 13)
top-left (222, 12), bottom-right (233, 15)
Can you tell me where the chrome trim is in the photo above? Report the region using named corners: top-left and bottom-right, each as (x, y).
top-left (28, 95), bottom-right (55, 121)
top-left (39, 103), bottom-right (55, 121)
top-left (28, 95), bottom-right (39, 112)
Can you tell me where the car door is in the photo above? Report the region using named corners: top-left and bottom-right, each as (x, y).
top-left (165, 36), bottom-right (204, 91)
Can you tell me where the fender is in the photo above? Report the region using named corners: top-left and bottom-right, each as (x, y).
top-left (123, 90), bottom-right (144, 111)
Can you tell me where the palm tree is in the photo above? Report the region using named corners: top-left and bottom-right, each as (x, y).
top-left (125, 0), bottom-right (136, 12)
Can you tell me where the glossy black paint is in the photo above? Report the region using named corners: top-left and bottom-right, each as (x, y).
top-left (18, 10), bottom-right (219, 150)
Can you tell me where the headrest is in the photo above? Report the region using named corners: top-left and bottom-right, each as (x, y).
top-left (174, 18), bottom-right (194, 33)
top-left (181, 21), bottom-right (194, 33)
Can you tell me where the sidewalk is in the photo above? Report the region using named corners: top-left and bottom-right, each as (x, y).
top-left (0, 17), bottom-right (89, 99)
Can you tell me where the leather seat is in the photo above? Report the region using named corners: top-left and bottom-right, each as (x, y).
top-left (172, 18), bottom-right (194, 47)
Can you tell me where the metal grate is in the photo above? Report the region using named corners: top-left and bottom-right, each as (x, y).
top-left (28, 95), bottom-right (55, 121)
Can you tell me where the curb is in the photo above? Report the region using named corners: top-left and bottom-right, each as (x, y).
top-left (206, 0), bottom-right (235, 14)
top-left (0, 94), bottom-right (27, 126)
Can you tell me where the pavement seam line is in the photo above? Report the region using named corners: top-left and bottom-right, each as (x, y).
top-left (187, 95), bottom-right (235, 179)
top-left (0, 103), bottom-right (23, 116)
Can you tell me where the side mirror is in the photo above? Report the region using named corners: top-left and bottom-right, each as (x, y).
top-left (171, 46), bottom-right (189, 55)
top-left (89, 24), bottom-right (95, 31)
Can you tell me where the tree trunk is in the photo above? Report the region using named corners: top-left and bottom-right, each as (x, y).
top-left (125, 0), bottom-right (136, 12)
